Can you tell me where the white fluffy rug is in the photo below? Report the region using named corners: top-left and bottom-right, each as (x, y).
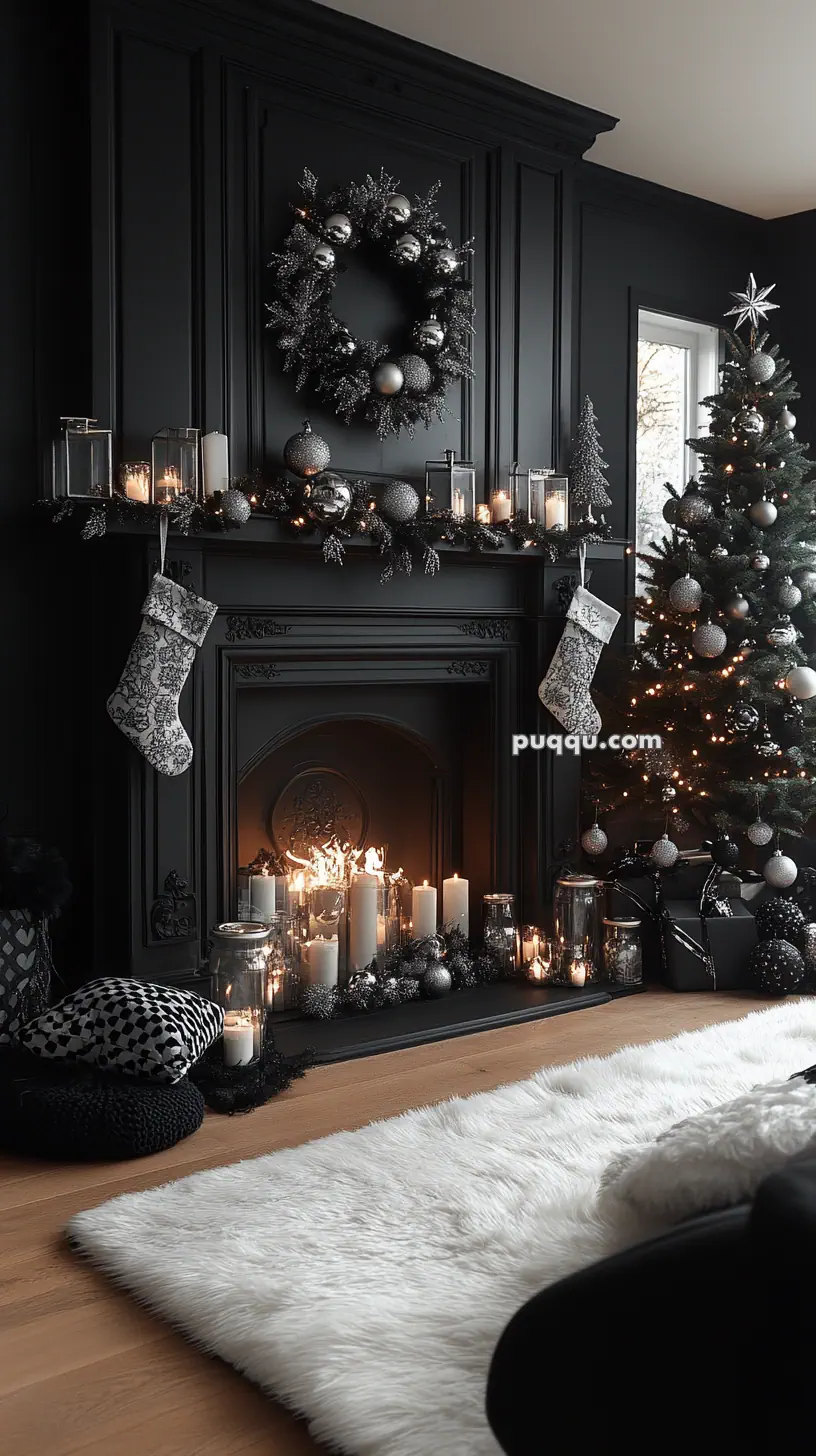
top-left (69, 1001), bottom-right (816, 1455)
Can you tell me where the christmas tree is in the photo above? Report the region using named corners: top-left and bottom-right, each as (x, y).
top-left (570, 395), bottom-right (612, 523)
top-left (592, 275), bottom-right (816, 851)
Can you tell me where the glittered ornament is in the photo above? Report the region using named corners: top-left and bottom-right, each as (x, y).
top-left (803, 924), bottom-right (816, 979)
top-left (763, 850), bottom-right (798, 890)
top-left (395, 976), bottom-right (421, 1002)
top-left (785, 665), bottom-right (816, 700)
top-left (692, 620), bottom-right (727, 658)
top-left (794, 566), bottom-right (816, 598)
top-left (581, 822), bottom-right (608, 857)
top-left (373, 361), bottom-right (404, 395)
top-left (710, 546), bottom-right (729, 561)
top-left (735, 407), bottom-right (765, 437)
top-left (220, 487), bottom-right (252, 525)
top-left (433, 247), bottom-right (459, 276)
top-left (299, 984), bottom-right (340, 1020)
top-left (750, 552), bottom-right (770, 571)
top-left (725, 594), bottom-right (750, 619)
top-left (777, 576), bottom-right (802, 610)
top-left (747, 351), bottom-right (776, 383)
top-left (725, 702), bottom-right (759, 735)
top-left (711, 833), bottom-right (740, 869)
top-left (307, 471), bottom-right (353, 524)
top-left (749, 937), bottom-right (805, 996)
top-left (284, 420), bottom-right (331, 478)
top-left (392, 232), bottom-right (422, 265)
top-left (344, 969), bottom-right (378, 1012)
top-left (755, 726), bottom-right (781, 757)
top-left (379, 479), bottom-right (420, 523)
top-left (650, 833), bottom-right (679, 870)
top-left (395, 354), bottom-right (432, 395)
top-left (662, 496), bottom-right (679, 524)
top-left (661, 785), bottom-right (677, 804)
top-left (748, 498), bottom-right (777, 528)
top-left (311, 241), bottom-right (335, 271)
top-left (747, 817), bottom-right (774, 847)
top-left (675, 489), bottom-right (713, 529)
top-left (766, 616), bottom-right (797, 648)
top-left (779, 407), bottom-right (797, 431)
top-left (423, 964), bottom-right (453, 998)
top-left (755, 898), bottom-right (805, 944)
top-left (324, 212), bottom-right (352, 244)
top-left (668, 574), bottom-right (703, 612)
top-left (385, 193), bottom-right (412, 224)
top-left (415, 316), bottom-right (445, 350)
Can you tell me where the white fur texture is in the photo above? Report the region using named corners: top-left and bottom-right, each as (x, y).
top-left (600, 1072), bottom-right (816, 1223)
top-left (69, 1001), bottom-right (816, 1456)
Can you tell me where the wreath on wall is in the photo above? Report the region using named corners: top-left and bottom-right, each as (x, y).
top-left (265, 169), bottom-right (474, 439)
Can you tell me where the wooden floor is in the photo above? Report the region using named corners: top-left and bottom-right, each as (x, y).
top-left (0, 989), bottom-right (765, 1455)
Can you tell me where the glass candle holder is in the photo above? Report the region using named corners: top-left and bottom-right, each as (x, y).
top-left (152, 426), bottom-right (201, 504)
top-left (490, 486), bottom-right (513, 524)
top-left (532, 472), bottom-right (568, 531)
top-left (208, 922), bottom-right (268, 1066)
top-left (603, 918), bottom-right (643, 986)
top-left (291, 885), bottom-right (347, 987)
top-left (482, 893), bottom-right (519, 975)
top-left (118, 461), bottom-right (151, 504)
top-left (476, 503), bottom-right (492, 526)
top-left (524, 935), bottom-right (555, 983)
top-left (237, 864), bottom-right (290, 923)
top-left (424, 449), bottom-right (475, 518)
top-left (52, 417), bottom-right (113, 499)
top-left (348, 876), bottom-right (401, 971)
top-left (552, 874), bottom-right (604, 984)
top-left (263, 913), bottom-right (299, 1013)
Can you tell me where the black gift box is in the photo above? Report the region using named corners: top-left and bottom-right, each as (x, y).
top-left (660, 899), bottom-right (757, 992)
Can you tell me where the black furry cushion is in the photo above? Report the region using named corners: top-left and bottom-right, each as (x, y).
top-left (0, 1048), bottom-right (204, 1161)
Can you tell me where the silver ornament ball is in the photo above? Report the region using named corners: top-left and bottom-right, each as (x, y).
top-left (307, 471), bottom-right (353, 524)
top-left (385, 193), bottom-right (412, 224)
top-left (763, 850), bottom-right (798, 890)
top-left (748, 498), bottom-right (778, 528)
top-left (392, 232), bottom-right (422, 265)
top-left (220, 487), bottom-right (252, 525)
top-left (785, 665), bottom-right (816, 700)
top-left (651, 834), bottom-right (679, 870)
top-left (735, 407), bottom-right (766, 438)
top-left (283, 420), bottom-right (331, 478)
top-left (415, 316), bottom-right (445, 350)
top-left (777, 576), bottom-right (802, 610)
top-left (779, 407), bottom-right (797, 431)
top-left (668, 575), bottom-right (703, 612)
top-left (580, 823), bottom-right (608, 857)
top-left (395, 354), bottom-right (432, 395)
top-left (311, 242), bottom-right (336, 271)
top-left (324, 212), bottom-right (352, 245)
top-left (794, 567), bottom-right (816, 599)
top-left (675, 491), bottom-right (713, 528)
top-left (710, 546), bottom-right (729, 560)
top-left (378, 479), bottom-right (420, 524)
top-left (747, 351), bottom-right (776, 383)
top-left (372, 361), bottom-right (404, 396)
top-left (423, 964), bottom-right (453, 998)
top-left (750, 552), bottom-right (770, 571)
top-left (692, 621), bottom-right (727, 658)
top-left (747, 818), bottom-right (774, 847)
top-left (433, 247), bottom-right (459, 276)
top-left (661, 784), bottom-right (677, 804)
top-left (767, 617), bottom-right (798, 648)
top-left (662, 496), bottom-right (680, 524)
top-left (726, 594), bottom-right (750, 620)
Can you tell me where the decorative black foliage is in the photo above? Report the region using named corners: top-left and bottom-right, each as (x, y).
top-left (190, 1015), bottom-right (314, 1114)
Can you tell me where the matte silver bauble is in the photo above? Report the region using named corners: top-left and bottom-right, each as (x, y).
top-left (675, 491), bottom-right (713, 528)
top-left (283, 419), bottom-right (331, 478)
top-left (379, 479), bottom-right (420, 524)
top-left (311, 242), bottom-right (336, 270)
top-left (766, 617), bottom-right (797, 648)
top-left (385, 193), bottom-right (412, 224)
top-left (763, 850), bottom-right (798, 890)
top-left (710, 546), bottom-right (729, 560)
top-left (785, 665), bottom-right (816, 700)
top-left (750, 552), bottom-right (770, 571)
top-left (423, 964), bottom-right (453, 998)
top-left (220, 487), bottom-right (252, 525)
top-left (395, 354), bottom-right (432, 395)
top-left (650, 834), bottom-right (679, 870)
top-left (692, 621), bottom-right (727, 658)
top-left (735, 407), bottom-right (766, 437)
top-left (725, 594), bottom-right (750, 619)
top-left (324, 212), bottom-right (352, 244)
top-left (662, 496), bottom-right (679, 524)
top-left (372, 361), bottom-right (405, 396)
top-left (779, 407), bottom-right (797, 430)
top-left (747, 351), bottom-right (776, 383)
top-left (794, 567), bottom-right (816, 598)
top-left (668, 574), bottom-right (703, 612)
top-left (747, 818), bottom-right (774, 847)
top-left (414, 315), bottom-right (445, 350)
top-left (580, 823), bottom-right (608, 857)
top-left (777, 576), bottom-right (802, 610)
top-left (433, 247), bottom-right (459, 276)
top-left (748, 498), bottom-right (778, 528)
top-left (392, 232), bottom-right (422, 265)
top-left (307, 471), bottom-right (353, 524)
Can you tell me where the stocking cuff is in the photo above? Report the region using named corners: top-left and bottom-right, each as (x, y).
top-left (567, 585), bottom-right (620, 644)
top-left (142, 573), bottom-right (217, 648)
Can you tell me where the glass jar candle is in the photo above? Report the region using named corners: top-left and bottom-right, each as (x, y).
top-left (524, 934), bottom-right (555, 983)
top-left (482, 893), bottom-right (519, 974)
top-left (263, 913), bottom-right (299, 1013)
top-left (602, 918), bottom-right (643, 986)
top-left (208, 922), bottom-right (268, 1066)
top-left (552, 874), bottom-right (604, 984)
top-left (291, 885), bottom-right (347, 987)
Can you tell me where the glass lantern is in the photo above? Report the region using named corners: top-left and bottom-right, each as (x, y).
top-left (290, 884), bottom-right (347, 988)
top-left (552, 874), bottom-right (604, 985)
top-left (263, 913), bottom-right (299, 1013)
top-left (348, 877), bottom-right (401, 972)
top-left (52, 417), bottom-right (113, 499)
top-left (531, 472), bottom-right (568, 531)
top-left (482, 893), bottom-right (519, 975)
top-left (208, 922), bottom-right (268, 1066)
top-left (237, 856), bottom-right (290, 923)
top-left (151, 426), bottom-right (201, 504)
top-left (425, 449), bottom-right (475, 519)
top-left (602, 918), bottom-right (643, 986)
top-left (118, 461), bottom-right (151, 504)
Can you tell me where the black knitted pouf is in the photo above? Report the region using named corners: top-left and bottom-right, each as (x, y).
top-left (0, 1049), bottom-right (205, 1161)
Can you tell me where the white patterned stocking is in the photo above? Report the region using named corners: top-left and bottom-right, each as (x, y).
top-left (538, 569), bottom-right (620, 735)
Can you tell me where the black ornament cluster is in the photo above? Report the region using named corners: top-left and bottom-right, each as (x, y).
top-left (265, 169), bottom-right (475, 439)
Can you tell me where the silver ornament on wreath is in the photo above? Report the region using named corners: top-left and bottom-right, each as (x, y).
top-left (385, 193), bottom-right (412, 224)
top-left (735, 407), bottom-right (765, 438)
top-left (372, 361), bottom-right (404, 396)
top-left (766, 616), bottom-right (797, 648)
top-left (748, 497), bottom-right (778, 528)
top-left (392, 232), bottom-right (422, 265)
top-left (311, 242), bottom-right (336, 271)
top-left (396, 354), bottom-right (432, 396)
top-left (750, 552), bottom-right (770, 571)
top-left (423, 964), bottom-right (453, 998)
top-left (763, 849), bottom-right (798, 890)
top-left (692, 620), bottom-right (727, 658)
top-left (779, 407), bottom-right (797, 431)
top-left (651, 834), bottom-right (679, 870)
top-left (747, 351), bottom-right (776, 383)
top-left (284, 419), bottom-right (331, 478)
top-left (777, 576), bottom-right (802, 610)
top-left (415, 316), bottom-right (445, 350)
top-left (307, 471), bottom-right (353, 524)
top-left (433, 247), bottom-right (459, 277)
top-left (378, 479), bottom-right (420, 524)
top-left (747, 817), bottom-right (774, 847)
top-left (220, 488), bottom-right (252, 525)
top-left (324, 212), bottom-right (352, 244)
top-left (668, 574), bottom-right (703, 612)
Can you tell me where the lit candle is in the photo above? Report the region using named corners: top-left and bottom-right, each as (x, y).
top-left (527, 957), bottom-right (546, 982)
top-left (569, 957), bottom-right (587, 988)
top-left (223, 1014), bottom-right (255, 1066)
top-left (452, 488), bottom-right (465, 517)
top-left (411, 880), bottom-right (438, 938)
top-left (304, 936), bottom-right (339, 987)
top-left (476, 503), bottom-right (491, 525)
top-left (349, 872), bottom-right (379, 970)
top-left (442, 874), bottom-right (469, 937)
top-left (491, 490), bottom-right (512, 523)
top-left (250, 870), bottom-right (276, 921)
top-left (545, 493), bottom-right (567, 530)
top-left (522, 928), bottom-right (541, 965)
top-left (202, 431), bottom-right (230, 497)
top-left (121, 464), bottom-right (150, 503)
top-left (154, 466), bottom-right (181, 504)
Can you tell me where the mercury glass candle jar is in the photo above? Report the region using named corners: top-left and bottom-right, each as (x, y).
top-left (208, 922), bottom-right (268, 1065)
top-left (552, 874), bottom-right (604, 983)
top-left (482, 893), bottom-right (519, 974)
top-left (602, 918), bottom-right (643, 986)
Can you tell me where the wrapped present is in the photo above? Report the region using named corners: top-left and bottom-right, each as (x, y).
top-left (661, 899), bottom-right (757, 991)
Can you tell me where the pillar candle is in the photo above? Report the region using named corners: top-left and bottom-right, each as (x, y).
top-left (223, 1016), bottom-right (255, 1066)
top-left (202, 431), bottom-right (230, 497)
top-left (411, 880), bottom-right (437, 938)
top-left (349, 872), bottom-right (379, 970)
top-left (569, 957), bottom-right (587, 988)
top-left (442, 874), bottom-right (469, 937)
top-left (491, 490), bottom-right (512, 523)
top-left (250, 872), bottom-right (277, 921)
top-left (545, 494), bottom-right (567, 530)
top-left (304, 936), bottom-right (339, 986)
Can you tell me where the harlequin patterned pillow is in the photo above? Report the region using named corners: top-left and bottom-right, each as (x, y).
top-left (19, 978), bottom-right (223, 1084)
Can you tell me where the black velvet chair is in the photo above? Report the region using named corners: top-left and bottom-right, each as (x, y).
top-left (486, 1160), bottom-right (816, 1455)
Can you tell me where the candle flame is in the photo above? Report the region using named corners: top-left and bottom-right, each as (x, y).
top-left (286, 838), bottom-right (403, 888)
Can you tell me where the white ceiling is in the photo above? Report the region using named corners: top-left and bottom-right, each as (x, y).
top-left (319, 0), bottom-right (816, 219)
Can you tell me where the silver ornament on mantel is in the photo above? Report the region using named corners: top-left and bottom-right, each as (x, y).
top-left (283, 419), bottom-right (331, 478)
top-left (580, 822), bottom-right (608, 857)
top-left (735, 407), bottom-right (766, 438)
top-left (779, 407), bottom-right (797, 431)
top-left (675, 491), bottom-right (713, 529)
top-left (433, 247), bottom-right (459, 276)
top-left (747, 351), bottom-right (776, 383)
top-left (415, 315), bottom-right (445, 350)
top-left (306, 471), bottom-right (353, 524)
top-left (747, 817), bottom-right (774, 847)
top-left (311, 241), bottom-right (336, 271)
top-left (766, 617), bottom-right (797, 648)
top-left (423, 964), bottom-right (453, 998)
top-left (750, 552), bottom-right (770, 571)
top-left (748, 498), bottom-right (778, 528)
top-left (692, 620), bottom-right (727, 658)
top-left (323, 212), bottom-right (352, 244)
top-left (725, 594), bottom-right (751, 620)
top-left (385, 193), bottom-right (412, 224)
top-left (372, 361), bottom-right (405, 396)
top-left (763, 849), bottom-right (798, 890)
top-left (378, 479), bottom-right (420, 524)
top-left (668, 574), bottom-right (703, 612)
top-left (392, 232), bottom-right (422, 265)
top-left (650, 834), bottom-right (679, 870)
top-left (396, 354), bottom-right (432, 395)
top-left (777, 576), bottom-right (802, 610)
top-left (220, 487), bottom-right (252, 525)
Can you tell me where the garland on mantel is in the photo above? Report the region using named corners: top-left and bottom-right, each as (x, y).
top-left (43, 479), bottom-right (610, 584)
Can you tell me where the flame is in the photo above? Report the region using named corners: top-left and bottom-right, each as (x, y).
top-left (224, 983), bottom-right (232, 1000)
top-left (286, 838), bottom-right (403, 888)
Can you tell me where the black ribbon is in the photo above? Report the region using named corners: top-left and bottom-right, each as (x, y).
top-left (605, 850), bottom-right (715, 983)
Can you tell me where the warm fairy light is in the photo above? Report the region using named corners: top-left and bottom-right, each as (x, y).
top-left (725, 464), bottom-right (733, 474)
top-left (692, 749), bottom-right (698, 756)
top-left (625, 546), bottom-right (633, 555)
top-left (705, 712), bottom-right (712, 720)
top-left (623, 791), bottom-right (628, 797)
top-left (672, 770), bottom-right (680, 779)
top-left (631, 697), bottom-right (637, 706)
top-left (646, 597), bottom-right (653, 605)
top-left (642, 774), bottom-right (649, 782)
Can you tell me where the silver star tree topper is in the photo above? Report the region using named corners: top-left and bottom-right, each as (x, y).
top-left (725, 273), bottom-right (779, 331)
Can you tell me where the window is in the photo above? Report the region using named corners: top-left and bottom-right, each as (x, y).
top-left (636, 310), bottom-right (720, 586)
